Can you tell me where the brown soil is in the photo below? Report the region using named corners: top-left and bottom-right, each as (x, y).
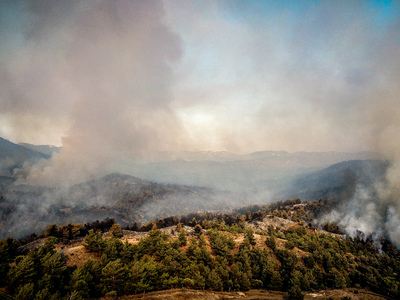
top-left (58, 244), bottom-right (101, 267)
top-left (98, 288), bottom-right (387, 300)
top-left (103, 289), bottom-right (285, 300)
top-left (304, 288), bottom-right (388, 299)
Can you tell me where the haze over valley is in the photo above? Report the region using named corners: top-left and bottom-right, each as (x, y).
top-left (0, 137), bottom-right (390, 243)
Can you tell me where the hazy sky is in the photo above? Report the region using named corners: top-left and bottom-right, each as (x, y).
top-left (1, 0), bottom-right (400, 154)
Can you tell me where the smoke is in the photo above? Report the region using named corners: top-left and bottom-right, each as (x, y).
top-left (1, 1), bottom-right (400, 246)
top-left (318, 101), bottom-right (400, 246)
top-left (2, 0), bottom-right (185, 186)
top-left (319, 129), bottom-right (400, 247)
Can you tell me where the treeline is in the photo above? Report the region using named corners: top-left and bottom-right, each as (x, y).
top-left (1, 219), bottom-right (400, 299)
top-left (130, 198), bottom-right (334, 233)
top-left (0, 218), bottom-right (118, 259)
top-left (8, 198), bottom-right (333, 250)
top-left (7, 197), bottom-right (395, 253)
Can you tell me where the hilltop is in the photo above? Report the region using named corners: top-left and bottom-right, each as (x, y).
top-left (2, 202), bottom-right (396, 300)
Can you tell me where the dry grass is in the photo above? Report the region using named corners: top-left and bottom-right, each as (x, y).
top-left (103, 289), bottom-right (286, 300)
top-left (58, 244), bottom-right (101, 267)
top-left (98, 288), bottom-right (387, 300)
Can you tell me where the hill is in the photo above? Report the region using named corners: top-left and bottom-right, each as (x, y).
top-left (0, 173), bottom-right (237, 239)
top-left (118, 150), bottom-right (380, 193)
top-left (1, 203), bottom-right (396, 300)
top-left (18, 142), bottom-right (61, 156)
top-left (0, 137), bottom-right (49, 176)
top-left (274, 159), bottom-right (389, 201)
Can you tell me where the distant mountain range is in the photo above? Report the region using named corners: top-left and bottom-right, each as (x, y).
top-left (0, 136), bottom-right (381, 192)
top-left (0, 159), bottom-right (389, 239)
top-left (154, 149), bottom-right (379, 164)
top-left (121, 150), bottom-right (381, 193)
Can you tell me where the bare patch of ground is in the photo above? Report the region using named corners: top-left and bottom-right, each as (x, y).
top-left (99, 288), bottom-right (387, 300)
top-left (16, 238), bottom-right (46, 255)
top-left (304, 288), bottom-right (387, 299)
top-left (58, 244), bottom-right (100, 267)
top-left (103, 289), bottom-right (285, 300)
top-left (249, 216), bottom-right (296, 233)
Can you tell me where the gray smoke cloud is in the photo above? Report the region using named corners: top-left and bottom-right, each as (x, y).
top-left (3, 0), bottom-right (185, 186)
top-left (319, 123), bottom-right (400, 247)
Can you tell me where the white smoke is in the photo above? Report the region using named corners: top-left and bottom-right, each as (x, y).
top-left (5, 0), bottom-right (185, 186)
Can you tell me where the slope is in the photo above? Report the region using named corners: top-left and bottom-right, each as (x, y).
top-left (274, 159), bottom-right (389, 201)
top-left (0, 137), bottom-right (49, 176)
top-left (18, 142), bottom-right (61, 156)
top-left (0, 173), bottom-right (236, 239)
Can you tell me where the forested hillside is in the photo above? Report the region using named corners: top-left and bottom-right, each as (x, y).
top-left (0, 200), bottom-right (398, 299)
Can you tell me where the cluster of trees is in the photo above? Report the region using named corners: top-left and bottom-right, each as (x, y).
top-left (6, 198), bottom-right (337, 253)
top-left (1, 217), bottom-right (400, 299)
top-left (134, 198), bottom-right (337, 233)
top-left (3, 218), bottom-right (120, 257)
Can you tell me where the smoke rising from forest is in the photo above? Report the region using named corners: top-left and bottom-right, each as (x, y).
top-left (1, 1), bottom-right (400, 246)
top-left (3, 0), bottom-right (186, 186)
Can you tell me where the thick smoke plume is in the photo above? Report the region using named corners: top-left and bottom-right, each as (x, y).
top-left (320, 94), bottom-right (400, 247)
top-left (4, 0), bottom-right (184, 186)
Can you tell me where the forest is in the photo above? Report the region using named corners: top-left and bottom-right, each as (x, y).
top-left (0, 199), bottom-right (399, 299)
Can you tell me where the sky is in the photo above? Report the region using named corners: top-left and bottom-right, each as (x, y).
top-left (1, 0), bottom-right (400, 156)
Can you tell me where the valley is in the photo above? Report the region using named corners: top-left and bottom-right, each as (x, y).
top-left (0, 137), bottom-right (398, 299)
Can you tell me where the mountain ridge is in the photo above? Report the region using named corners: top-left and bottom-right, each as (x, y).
top-left (0, 137), bottom-right (50, 176)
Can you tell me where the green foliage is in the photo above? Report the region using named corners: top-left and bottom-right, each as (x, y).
top-left (288, 285), bottom-right (304, 300)
top-left (178, 228), bottom-right (187, 246)
top-left (208, 229), bottom-right (235, 259)
top-left (266, 236), bottom-right (276, 251)
top-left (244, 227), bottom-right (256, 246)
top-left (3, 202), bottom-right (400, 299)
top-left (15, 282), bottom-right (35, 300)
top-left (109, 223), bottom-right (123, 238)
top-left (208, 269), bottom-right (223, 291)
top-left (101, 259), bottom-right (127, 295)
top-left (8, 255), bottom-right (36, 290)
top-left (83, 229), bottom-right (106, 253)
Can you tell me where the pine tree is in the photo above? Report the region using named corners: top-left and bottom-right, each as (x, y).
top-left (45, 224), bottom-right (59, 238)
top-left (266, 236), bottom-right (276, 251)
top-left (83, 229), bottom-right (105, 253)
top-left (241, 272), bottom-right (251, 291)
top-left (15, 282), bottom-right (35, 300)
top-left (110, 223), bottom-right (123, 238)
top-left (288, 285), bottom-right (304, 300)
top-left (244, 227), bottom-right (256, 246)
top-left (178, 228), bottom-right (187, 246)
top-left (101, 259), bottom-right (127, 295)
top-left (8, 256), bottom-right (36, 291)
top-left (208, 269), bottom-right (223, 291)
